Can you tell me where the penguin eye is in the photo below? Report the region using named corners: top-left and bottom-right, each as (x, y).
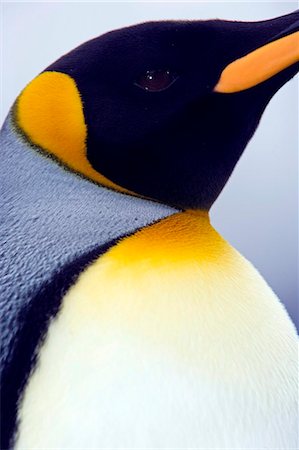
top-left (135, 70), bottom-right (178, 92)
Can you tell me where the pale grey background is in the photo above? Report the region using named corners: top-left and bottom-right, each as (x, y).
top-left (1, 1), bottom-right (298, 329)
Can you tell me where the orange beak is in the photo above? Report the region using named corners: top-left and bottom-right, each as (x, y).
top-left (214, 30), bottom-right (299, 94)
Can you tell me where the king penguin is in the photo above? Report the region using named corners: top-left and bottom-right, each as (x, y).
top-left (1, 10), bottom-right (299, 450)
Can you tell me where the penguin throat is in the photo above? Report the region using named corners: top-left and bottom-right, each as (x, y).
top-left (104, 210), bottom-right (229, 268)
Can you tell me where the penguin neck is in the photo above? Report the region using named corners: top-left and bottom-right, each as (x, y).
top-left (106, 209), bottom-right (229, 268)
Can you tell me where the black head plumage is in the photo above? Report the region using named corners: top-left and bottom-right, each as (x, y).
top-left (34, 11), bottom-right (299, 208)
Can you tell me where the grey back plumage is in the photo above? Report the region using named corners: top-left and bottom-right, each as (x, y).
top-left (0, 115), bottom-right (177, 370)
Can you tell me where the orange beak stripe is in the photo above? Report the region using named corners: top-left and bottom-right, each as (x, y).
top-left (214, 30), bottom-right (299, 94)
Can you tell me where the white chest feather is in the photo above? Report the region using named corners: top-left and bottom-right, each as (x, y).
top-left (15, 212), bottom-right (298, 449)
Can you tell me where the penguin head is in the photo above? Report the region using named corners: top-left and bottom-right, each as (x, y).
top-left (15, 11), bottom-right (299, 209)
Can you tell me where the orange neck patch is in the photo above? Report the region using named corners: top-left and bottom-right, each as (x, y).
top-left (107, 210), bottom-right (231, 268)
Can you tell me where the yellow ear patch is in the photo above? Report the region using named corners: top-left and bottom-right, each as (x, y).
top-left (15, 71), bottom-right (132, 194)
